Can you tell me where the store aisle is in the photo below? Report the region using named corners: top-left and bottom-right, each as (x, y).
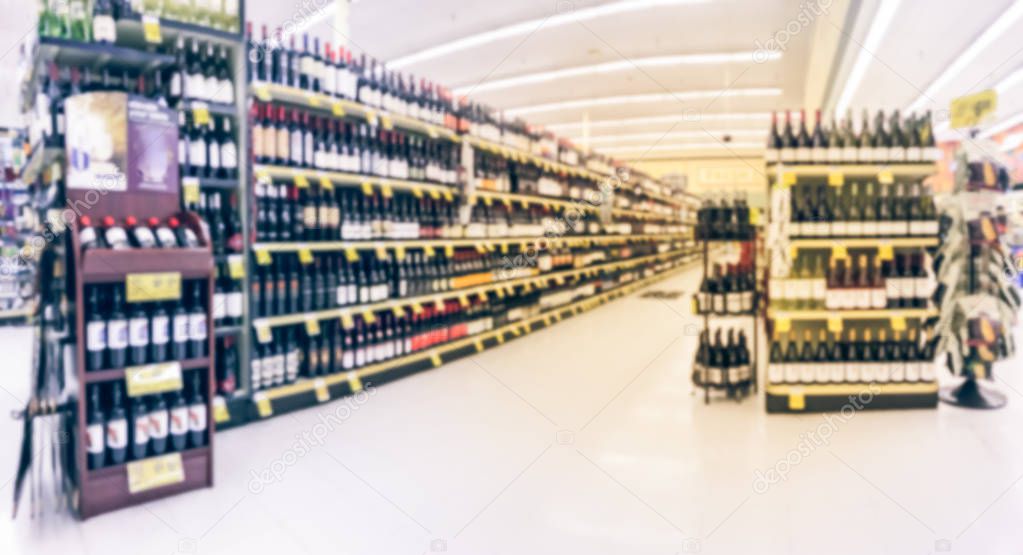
top-left (3, 264), bottom-right (1023, 555)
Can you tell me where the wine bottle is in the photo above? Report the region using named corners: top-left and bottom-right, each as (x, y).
top-left (106, 383), bottom-right (128, 465)
top-left (811, 109), bottom-right (827, 164)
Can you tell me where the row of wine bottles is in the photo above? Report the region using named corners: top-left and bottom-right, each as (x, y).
top-left (693, 328), bottom-right (754, 386)
top-left (768, 328), bottom-right (937, 383)
top-left (188, 191), bottom-right (242, 255)
top-left (771, 252), bottom-right (934, 311)
top-left (84, 283), bottom-right (208, 371)
top-left (251, 103), bottom-right (459, 186)
top-left (85, 376), bottom-right (208, 470)
top-left (39, 0), bottom-right (239, 45)
top-left (766, 109), bottom-right (939, 164)
top-left (789, 181), bottom-right (938, 238)
top-left (78, 214), bottom-right (200, 252)
top-left (178, 113), bottom-right (238, 180)
top-left (696, 264), bottom-right (756, 314)
top-left (696, 194), bottom-right (755, 240)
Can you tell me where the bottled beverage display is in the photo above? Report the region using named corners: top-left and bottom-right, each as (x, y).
top-left (77, 215), bottom-right (204, 253)
top-left (86, 374), bottom-right (208, 469)
top-left (766, 109), bottom-right (940, 164)
top-left (696, 193), bottom-right (753, 240)
top-left (38, 0), bottom-right (241, 39)
top-left (767, 326), bottom-right (937, 384)
top-left (83, 282), bottom-right (208, 371)
top-left (789, 180), bottom-right (939, 238)
top-left (696, 263), bottom-right (756, 314)
top-left (693, 328), bottom-right (754, 386)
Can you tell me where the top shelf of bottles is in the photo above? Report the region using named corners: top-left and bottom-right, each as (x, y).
top-left (766, 163), bottom-right (937, 178)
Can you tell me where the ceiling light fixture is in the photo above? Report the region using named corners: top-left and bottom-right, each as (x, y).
top-left (905, 0), bottom-right (1023, 113)
top-left (506, 88), bottom-right (782, 117)
top-left (387, 0), bottom-right (711, 69)
top-left (580, 129), bottom-right (767, 144)
top-left (834, 0), bottom-right (902, 115)
top-left (452, 51), bottom-right (777, 95)
top-left (546, 112), bottom-right (772, 131)
top-left (980, 110), bottom-right (1023, 139)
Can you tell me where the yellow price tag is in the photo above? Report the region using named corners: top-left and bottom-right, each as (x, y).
top-left (191, 103), bottom-right (211, 126)
top-left (827, 317), bottom-right (843, 333)
top-left (512, 327), bottom-right (522, 337)
top-left (395, 246), bottom-right (406, 261)
top-left (477, 292), bottom-right (487, 303)
top-left (890, 316), bottom-right (906, 331)
top-left (428, 189), bottom-right (441, 200)
top-left (305, 318), bottom-right (321, 336)
top-left (376, 246), bottom-right (388, 261)
top-left (445, 245), bottom-right (455, 257)
top-left (496, 332), bottom-right (505, 344)
top-left (411, 302), bottom-right (424, 315)
top-left (124, 362), bottom-right (183, 397)
top-left (428, 127), bottom-right (438, 139)
top-left (126, 272), bottom-right (182, 302)
top-left (314, 379), bottom-right (330, 403)
top-left (319, 176), bottom-right (333, 191)
top-left (381, 184), bottom-right (393, 198)
top-left (255, 323), bottom-right (273, 343)
top-left (950, 89), bottom-right (998, 129)
top-left (412, 186), bottom-right (423, 199)
top-left (362, 310), bottom-right (376, 325)
top-left (443, 190), bottom-right (454, 202)
top-left (878, 170), bottom-right (894, 185)
top-left (832, 245), bottom-right (848, 260)
top-left (788, 391), bottom-right (806, 411)
top-left (361, 181), bottom-right (374, 196)
top-left (345, 247), bottom-right (360, 263)
top-left (782, 173), bottom-right (797, 187)
top-left (380, 115), bottom-right (393, 130)
top-left (483, 196), bottom-right (493, 207)
top-left (340, 313), bottom-right (355, 330)
top-left (434, 299), bottom-right (445, 311)
top-left (347, 371), bottom-right (363, 392)
top-left (474, 339), bottom-right (484, 352)
top-left (293, 174), bottom-right (309, 189)
top-left (430, 352), bottom-right (442, 367)
top-left (458, 294), bottom-right (470, 308)
top-left (365, 109), bottom-right (378, 126)
top-left (127, 453), bottom-right (184, 494)
top-left (495, 288), bottom-right (505, 299)
top-left (141, 14), bottom-right (162, 44)
top-left (332, 102), bottom-right (346, 117)
top-left (254, 393), bottom-right (272, 418)
top-left (776, 317), bottom-right (791, 333)
top-left (475, 243), bottom-right (486, 254)
top-left (213, 397), bottom-right (229, 424)
top-left (182, 177), bottom-right (200, 206)
top-left (520, 199), bottom-right (530, 209)
top-left (500, 243), bottom-right (509, 254)
top-left (424, 246), bottom-right (436, 258)
top-left (392, 306), bottom-right (404, 318)
top-left (749, 208), bottom-right (761, 225)
top-left (827, 172), bottom-right (844, 186)
top-left (253, 84), bottom-right (271, 102)
top-left (878, 244), bottom-right (894, 261)
top-left (255, 249), bottom-right (272, 266)
top-left (298, 248), bottom-right (314, 265)
top-left (554, 275), bottom-right (565, 286)
top-left (228, 255), bottom-right (245, 279)
top-left (307, 94), bottom-right (321, 107)
top-left (502, 198), bottom-right (512, 209)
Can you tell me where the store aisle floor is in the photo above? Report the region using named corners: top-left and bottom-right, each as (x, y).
top-left (4, 264), bottom-right (1023, 555)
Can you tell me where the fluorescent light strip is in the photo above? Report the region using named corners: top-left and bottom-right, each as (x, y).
top-left (906, 0), bottom-right (1023, 113)
top-left (600, 142), bottom-right (765, 153)
top-left (452, 51), bottom-right (778, 95)
top-left (547, 112), bottom-right (772, 131)
top-left (506, 88), bottom-right (782, 117)
top-left (1001, 131), bottom-right (1023, 151)
top-left (980, 110), bottom-right (1023, 139)
top-left (834, 0), bottom-right (902, 115)
top-left (387, 0), bottom-right (709, 69)
top-left (581, 129), bottom-right (767, 145)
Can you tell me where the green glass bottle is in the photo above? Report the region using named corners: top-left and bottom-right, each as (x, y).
top-left (67, 0), bottom-right (91, 42)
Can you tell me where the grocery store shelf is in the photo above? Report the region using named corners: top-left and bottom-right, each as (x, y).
top-left (0, 304), bottom-right (36, 324)
top-left (83, 357), bottom-right (210, 384)
top-left (789, 237), bottom-right (940, 249)
top-left (767, 163), bottom-right (935, 177)
top-left (766, 382), bottom-right (939, 413)
top-left (251, 248), bottom-right (694, 330)
top-left (115, 14), bottom-right (242, 45)
top-left (471, 189), bottom-right (599, 213)
top-left (464, 135), bottom-right (598, 180)
top-left (245, 258), bottom-right (695, 415)
top-left (250, 81), bottom-right (459, 141)
top-left (768, 308), bottom-right (938, 321)
top-left (251, 233), bottom-right (687, 254)
top-left (37, 35), bottom-right (176, 72)
top-left (253, 164), bottom-right (458, 198)
top-left (179, 99), bottom-right (238, 117)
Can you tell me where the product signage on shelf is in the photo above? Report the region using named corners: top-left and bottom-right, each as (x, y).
top-left (126, 272), bottom-right (182, 302)
top-left (126, 453), bottom-right (185, 494)
top-left (125, 361), bottom-right (184, 397)
top-left (950, 89), bottom-right (997, 130)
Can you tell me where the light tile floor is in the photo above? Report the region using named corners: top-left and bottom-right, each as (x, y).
top-left (2, 264), bottom-right (1023, 554)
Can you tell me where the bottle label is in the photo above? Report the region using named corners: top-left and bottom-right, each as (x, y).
top-left (251, 359), bottom-right (263, 384)
top-left (784, 363), bottom-right (799, 383)
top-left (106, 418), bottom-right (128, 449)
top-left (188, 404), bottom-right (207, 432)
top-left (188, 313), bottom-right (207, 341)
top-left (134, 415), bottom-right (149, 445)
top-left (189, 139), bottom-right (207, 167)
top-left (80, 226), bottom-right (97, 247)
top-left (768, 362), bottom-right (784, 384)
top-left (287, 352), bottom-right (300, 379)
top-left (213, 293), bottom-right (227, 319)
top-left (86, 321), bottom-right (106, 352)
top-left (830, 363), bottom-right (845, 383)
top-left (107, 319), bottom-right (129, 349)
top-left (875, 363), bottom-right (891, 383)
top-left (920, 361), bottom-right (936, 381)
top-left (814, 364), bottom-right (830, 383)
top-left (149, 410), bottom-right (169, 439)
top-left (129, 317), bottom-right (149, 347)
top-left (209, 140), bottom-right (221, 169)
top-left (827, 147), bottom-right (842, 163)
top-left (151, 315), bottom-right (170, 345)
top-left (86, 423), bottom-right (105, 454)
top-left (277, 130), bottom-right (290, 159)
top-left (106, 227), bottom-right (129, 248)
top-left (93, 15), bottom-right (116, 43)
top-left (227, 291), bottom-right (243, 318)
top-left (170, 406), bottom-right (189, 436)
top-left (842, 146), bottom-right (858, 162)
top-left (888, 147), bottom-right (906, 162)
top-left (906, 146), bottom-right (922, 161)
top-left (172, 315), bottom-right (189, 343)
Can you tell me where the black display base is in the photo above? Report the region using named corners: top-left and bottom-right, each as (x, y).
top-left (939, 378), bottom-right (1008, 409)
top-left (765, 384), bottom-right (939, 413)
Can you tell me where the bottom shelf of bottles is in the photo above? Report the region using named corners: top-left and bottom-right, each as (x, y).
top-left (765, 381), bottom-right (939, 413)
top-left (233, 257), bottom-right (699, 422)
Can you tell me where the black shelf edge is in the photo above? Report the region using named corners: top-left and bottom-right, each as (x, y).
top-left (191, 176), bottom-right (239, 189)
top-left (115, 15), bottom-right (242, 45)
top-left (84, 357), bottom-right (211, 383)
top-left (38, 36), bottom-right (176, 72)
top-left (179, 100), bottom-right (238, 117)
top-left (214, 325), bottom-right (243, 336)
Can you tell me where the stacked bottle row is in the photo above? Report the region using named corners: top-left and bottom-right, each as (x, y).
top-left (770, 251), bottom-right (934, 311)
top-left (789, 180), bottom-right (938, 238)
top-left (768, 327), bottom-right (937, 384)
top-left (251, 103), bottom-right (459, 185)
top-left (696, 193), bottom-right (753, 240)
top-left (84, 376), bottom-right (208, 471)
top-left (696, 263), bottom-right (756, 315)
top-left (693, 328), bottom-right (754, 386)
top-left (84, 283), bottom-right (208, 371)
top-left (766, 109), bottom-right (939, 164)
top-left (39, 0), bottom-right (241, 43)
top-left (212, 261), bottom-right (245, 328)
top-left (187, 191), bottom-right (242, 254)
top-left (78, 214), bottom-right (202, 252)
top-left (178, 113), bottom-right (239, 180)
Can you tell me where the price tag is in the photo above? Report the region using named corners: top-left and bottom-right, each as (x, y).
top-left (474, 339), bottom-right (485, 352)
top-left (392, 306), bottom-right (405, 318)
top-left (827, 317), bottom-right (843, 333)
top-left (255, 249), bottom-right (272, 266)
top-left (496, 332), bottom-right (505, 344)
top-left (228, 255), bottom-right (245, 279)
top-left (442, 190), bottom-right (454, 202)
top-left (502, 198), bottom-right (512, 209)
top-left (345, 247), bottom-right (360, 263)
top-left (381, 184), bottom-right (393, 198)
top-left (430, 352), bottom-right (442, 367)
top-left (950, 89), bottom-right (997, 129)
top-left (500, 243), bottom-right (509, 254)
top-left (347, 371), bottom-right (363, 392)
top-left (412, 186), bottom-right (424, 199)
top-left (319, 176), bottom-right (333, 191)
top-left (458, 294), bottom-right (470, 308)
top-left (254, 393), bottom-right (272, 418)
top-left (483, 195), bottom-right (493, 207)
top-left (141, 14), bottom-right (162, 44)
top-left (411, 302), bottom-right (424, 315)
top-left (428, 127), bottom-right (438, 139)
top-left (445, 245), bottom-right (455, 257)
top-left (525, 322), bottom-right (532, 333)
top-left (495, 288), bottom-right (505, 299)
top-left (781, 173), bottom-right (797, 187)
top-left (127, 453), bottom-right (184, 494)
top-left (520, 199), bottom-right (530, 209)
top-left (332, 102), bottom-right (346, 117)
top-left (125, 362), bottom-right (183, 397)
top-left (191, 102), bottom-right (211, 125)
top-left (307, 94), bottom-right (322, 107)
top-left (298, 248), bottom-right (314, 265)
top-left (522, 282), bottom-right (532, 294)
top-left (395, 246), bottom-right (406, 261)
top-left (365, 109), bottom-right (378, 126)
top-left (213, 396), bottom-right (229, 424)
top-left (554, 275), bottom-right (565, 286)
top-left (552, 312), bottom-right (561, 322)
top-left (831, 245), bottom-right (849, 260)
top-left (878, 170), bottom-right (894, 185)
top-left (361, 181), bottom-right (374, 196)
top-left (890, 316), bottom-right (906, 331)
top-left (340, 313), bottom-right (355, 330)
top-left (362, 310), bottom-right (376, 324)
top-left (827, 172), bottom-right (844, 186)
top-left (255, 323), bottom-right (273, 343)
top-left (305, 318), bottom-right (321, 336)
top-left (294, 174), bottom-right (310, 189)
top-left (477, 292), bottom-right (488, 303)
top-left (878, 243), bottom-right (894, 261)
top-left (428, 189), bottom-right (441, 200)
top-left (434, 299), bottom-right (445, 312)
top-left (380, 115), bottom-right (393, 130)
top-left (375, 246), bottom-right (388, 261)
top-left (424, 246), bottom-right (436, 258)
top-left (544, 315), bottom-right (552, 326)
top-left (788, 391), bottom-right (806, 411)
top-left (512, 327), bottom-right (522, 337)
top-left (749, 208), bottom-right (760, 225)
top-left (255, 168), bottom-right (271, 183)
top-left (126, 272), bottom-right (182, 302)
top-left (253, 84), bottom-right (271, 102)
top-left (474, 243), bottom-right (487, 254)
top-left (182, 176), bottom-right (200, 205)
top-left (776, 317), bottom-right (791, 333)
top-left (314, 379), bottom-right (330, 403)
